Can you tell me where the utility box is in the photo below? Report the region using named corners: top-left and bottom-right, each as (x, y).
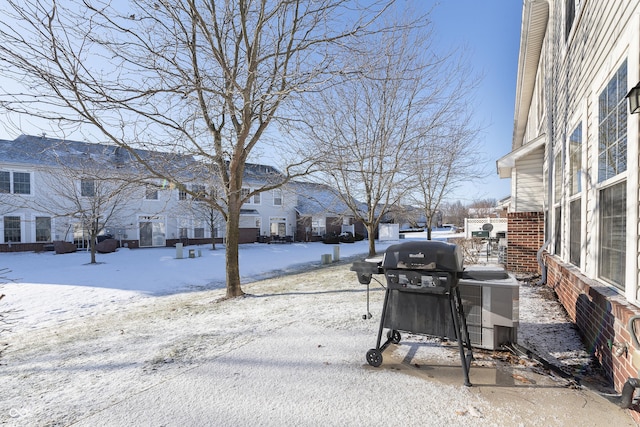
top-left (459, 267), bottom-right (519, 350)
top-left (471, 231), bottom-right (489, 238)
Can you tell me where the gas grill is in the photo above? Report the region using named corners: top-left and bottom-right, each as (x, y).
top-left (351, 240), bottom-right (474, 386)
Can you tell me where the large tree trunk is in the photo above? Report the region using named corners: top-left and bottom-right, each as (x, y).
top-left (90, 229), bottom-right (97, 264)
top-left (224, 192), bottom-right (244, 298)
top-left (425, 214), bottom-right (433, 240)
top-left (366, 224), bottom-right (377, 257)
top-left (225, 170), bottom-right (244, 298)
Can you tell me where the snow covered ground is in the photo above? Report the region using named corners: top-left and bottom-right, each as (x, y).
top-left (0, 232), bottom-right (634, 426)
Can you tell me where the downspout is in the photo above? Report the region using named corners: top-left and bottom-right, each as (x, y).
top-left (536, 0), bottom-right (554, 287)
top-left (535, 239), bottom-right (550, 285)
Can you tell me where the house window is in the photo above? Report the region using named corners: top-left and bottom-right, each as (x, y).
top-left (145, 184), bottom-right (158, 200)
top-left (270, 217), bottom-right (286, 236)
top-left (3, 216), bottom-right (21, 242)
top-left (554, 206), bottom-right (562, 256)
top-left (194, 227), bottom-right (204, 238)
top-left (311, 217), bottom-right (326, 236)
top-left (253, 192), bottom-right (260, 204)
top-left (178, 186), bottom-right (188, 201)
top-left (36, 216), bottom-right (51, 242)
top-left (241, 187), bottom-right (250, 201)
top-left (598, 181), bottom-right (626, 290)
top-left (179, 227), bottom-right (188, 239)
top-left (192, 184), bottom-right (206, 201)
top-left (273, 189), bottom-right (282, 206)
top-left (568, 124), bottom-right (582, 195)
top-left (13, 172), bottom-right (30, 194)
top-left (598, 60), bottom-right (627, 183)
top-left (569, 198), bottom-right (581, 267)
top-left (0, 171), bottom-right (31, 194)
top-left (0, 171), bottom-right (10, 193)
top-left (81, 179), bottom-right (95, 197)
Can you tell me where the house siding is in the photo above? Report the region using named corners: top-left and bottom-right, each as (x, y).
top-left (0, 136), bottom-right (309, 250)
top-left (506, 1), bottom-right (640, 419)
top-left (514, 147), bottom-right (544, 212)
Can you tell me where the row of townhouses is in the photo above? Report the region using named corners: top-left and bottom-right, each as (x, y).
top-left (0, 134), bottom-right (363, 252)
top-left (498, 0), bottom-right (640, 419)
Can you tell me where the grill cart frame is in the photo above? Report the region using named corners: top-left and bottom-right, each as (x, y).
top-left (351, 241), bottom-right (474, 386)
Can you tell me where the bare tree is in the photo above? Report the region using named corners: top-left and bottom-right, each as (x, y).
top-left (0, 0), bottom-right (395, 297)
top-left (407, 119), bottom-right (487, 240)
top-left (292, 8), bottom-right (472, 256)
top-left (30, 159), bottom-right (140, 264)
top-left (441, 200), bottom-right (469, 228)
top-left (468, 198), bottom-right (498, 218)
top-left (173, 183), bottom-right (223, 251)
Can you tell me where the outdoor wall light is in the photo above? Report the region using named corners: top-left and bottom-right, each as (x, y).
top-left (626, 82), bottom-right (640, 114)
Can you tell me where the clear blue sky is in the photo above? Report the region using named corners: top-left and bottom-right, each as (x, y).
top-left (425, 0), bottom-right (523, 203)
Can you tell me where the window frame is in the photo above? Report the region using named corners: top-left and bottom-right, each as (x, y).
top-left (81, 178), bottom-right (96, 197)
top-left (35, 216), bottom-right (52, 242)
top-left (567, 122), bottom-right (583, 268)
top-left (12, 172), bottom-right (31, 195)
top-left (145, 184), bottom-right (159, 200)
top-left (0, 171), bottom-right (32, 195)
top-left (3, 215), bottom-right (22, 243)
top-left (192, 184), bottom-right (206, 202)
top-left (597, 60), bottom-right (627, 183)
top-left (273, 189), bottom-right (282, 206)
top-left (598, 181), bottom-right (626, 290)
top-left (0, 171), bottom-right (10, 193)
top-left (595, 60), bottom-right (628, 291)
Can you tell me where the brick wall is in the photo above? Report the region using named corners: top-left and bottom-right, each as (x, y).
top-left (544, 254), bottom-right (640, 422)
top-left (0, 242), bottom-right (51, 252)
top-left (506, 211), bottom-right (544, 273)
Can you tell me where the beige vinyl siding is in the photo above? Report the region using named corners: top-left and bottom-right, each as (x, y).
top-left (514, 146), bottom-right (544, 212)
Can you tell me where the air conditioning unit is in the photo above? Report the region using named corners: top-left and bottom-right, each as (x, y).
top-left (459, 267), bottom-right (519, 350)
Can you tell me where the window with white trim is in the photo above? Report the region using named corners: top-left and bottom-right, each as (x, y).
top-left (0, 171), bottom-right (31, 195)
top-left (178, 186), bottom-right (188, 201)
top-left (3, 216), bottom-right (21, 242)
top-left (81, 179), bottom-right (95, 197)
top-left (0, 171), bottom-right (10, 193)
top-left (568, 123), bottom-right (582, 267)
top-left (598, 181), bottom-right (626, 289)
top-left (36, 216), bottom-right (51, 242)
top-left (598, 60), bottom-right (627, 183)
top-left (568, 124), bottom-right (582, 195)
top-left (596, 60), bottom-right (627, 290)
top-left (13, 172), bottom-right (30, 194)
top-left (145, 184), bottom-right (158, 200)
top-left (192, 184), bottom-right (206, 202)
top-left (273, 189), bottom-right (282, 206)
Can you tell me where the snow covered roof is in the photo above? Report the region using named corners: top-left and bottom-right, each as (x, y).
top-left (0, 135), bottom-right (283, 183)
top-left (0, 134), bottom-right (195, 173)
top-left (293, 181), bottom-right (356, 217)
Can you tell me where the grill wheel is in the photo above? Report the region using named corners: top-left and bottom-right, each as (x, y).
top-left (387, 329), bottom-right (401, 344)
top-left (366, 349), bottom-right (383, 367)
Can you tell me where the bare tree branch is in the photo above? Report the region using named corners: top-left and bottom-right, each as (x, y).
top-left (0, 0), bottom-right (396, 296)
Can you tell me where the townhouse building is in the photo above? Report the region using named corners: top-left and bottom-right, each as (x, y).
top-left (498, 1), bottom-right (640, 417)
top-left (0, 135), bottom-right (307, 251)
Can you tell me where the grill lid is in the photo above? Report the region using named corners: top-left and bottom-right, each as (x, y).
top-left (382, 241), bottom-right (463, 272)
